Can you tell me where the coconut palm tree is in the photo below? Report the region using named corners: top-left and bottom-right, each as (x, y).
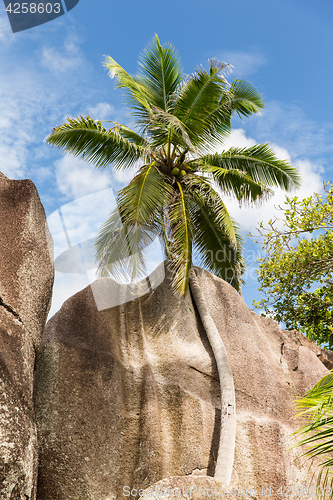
top-left (46, 34), bottom-right (301, 295)
top-left (46, 35), bottom-right (301, 485)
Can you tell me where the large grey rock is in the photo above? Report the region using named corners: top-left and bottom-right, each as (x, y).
top-left (34, 264), bottom-right (328, 500)
top-left (0, 173), bottom-right (54, 500)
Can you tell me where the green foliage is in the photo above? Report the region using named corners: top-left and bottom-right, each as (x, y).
top-left (46, 34), bottom-right (301, 295)
top-left (252, 181), bottom-right (333, 347)
top-left (292, 372), bottom-right (333, 498)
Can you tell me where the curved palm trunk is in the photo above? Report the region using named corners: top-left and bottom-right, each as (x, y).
top-left (189, 268), bottom-right (236, 485)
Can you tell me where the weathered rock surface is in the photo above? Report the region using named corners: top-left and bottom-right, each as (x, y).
top-left (34, 264), bottom-right (329, 500)
top-left (282, 327), bottom-right (333, 370)
top-left (0, 172), bottom-right (54, 500)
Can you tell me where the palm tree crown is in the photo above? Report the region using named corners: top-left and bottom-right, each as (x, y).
top-left (46, 34), bottom-right (301, 295)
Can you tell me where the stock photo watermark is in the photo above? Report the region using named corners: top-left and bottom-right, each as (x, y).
top-left (3, 0), bottom-right (79, 33)
top-left (122, 484), bottom-right (333, 498)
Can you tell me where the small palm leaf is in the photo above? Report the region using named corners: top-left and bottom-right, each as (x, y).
top-left (95, 163), bottom-right (173, 280)
top-left (148, 106), bottom-right (195, 152)
top-left (185, 173), bottom-right (237, 247)
top-left (292, 373), bottom-right (333, 497)
top-left (103, 56), bottom-right (153, 119)
top-left (46, 115), bottom-right (149, 169)
top-left (195, 161), bottom-right (271, 204)
top-left (116, 123), bottom-right (148, 146)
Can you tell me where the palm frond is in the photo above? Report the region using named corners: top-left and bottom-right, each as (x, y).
top-left (117, 163), bottom-right (173, 224)
top-left (148, 106), bottom-right (195, 152)
top-left (138, 34), bottom-right (183, 111)
top-left (228, 78), bottom-right (265, 118)
top-left (95, 163), bottom-right (172, 280)
top-left (116, 123), bottom-right (149, 146)
top-left (168, 182), bottom-right (193, 295)
top-left (95, 209), bottom-right (156, 282)
top-left (45, 115), bottom-right (149, 169)
top-left (103, 56), bottom-right (153, 118)
top-left (188, 184), bottom-right (245, 292)
top-left (192, 160), bottom-right (271, 205)
top-left (292, 373), bottom-right (333, 496)
top-left (197, 77), bottom-right (264, 148)
top-left (173, 60), bottom-right (232, 150)
top-left (199, 145), bottom-right (301, 196)
top-left (184, 173), bottom-right (237, 247)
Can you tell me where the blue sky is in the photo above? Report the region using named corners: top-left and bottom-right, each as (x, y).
top-left (0, 0), bottom-right (332, 318)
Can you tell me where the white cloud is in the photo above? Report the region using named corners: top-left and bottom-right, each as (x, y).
top-left (54, 155), bottom-right (114, 199)
top-left (86, 102), bottom-right (115, 120)
top-left (0, 14), bottom-right (17, 43)
top-left (0, 27), bottom-right (95, 181)
top-left (40, 34), bottom-right (84, 73)
top-left (47, 190), bottom-right (116, 261)
top-left (220, 128), bottom-right (257, 150)
top-left (0, 143), bottom-right (27, 178)
top-left (214, 129), bottom-right (324, 233)
top-left (249, 101), bottom-right (333, 160)
top-left (212, 50), bottom-right (267, 77)
top-left (111, 165), bottom-right (137, 185)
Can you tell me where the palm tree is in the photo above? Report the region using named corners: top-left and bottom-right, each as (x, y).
top-left (46, 35), bottom-right (301, 485)
top-left (46, 34), bottom-right (301, 295)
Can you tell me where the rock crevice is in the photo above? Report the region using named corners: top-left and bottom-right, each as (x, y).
top-left (0, 296), bottom-right (23, 324)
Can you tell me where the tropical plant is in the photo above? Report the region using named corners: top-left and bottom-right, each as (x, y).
top-left (45, 34), bottom-right (301, 296)
top-left (293, 372), bottom-right (333, 498)
top-left (252, 181), bottom-right (333, 347)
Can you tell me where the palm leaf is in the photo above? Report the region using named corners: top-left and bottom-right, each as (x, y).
top-left (188, 184), bottom-right (245, 291)
top-left (95, 163), bottom-right (173, 280)
top-left (103, 56), bottom-right (153, 121)
top-left (116, 163), bottom-right (173, 224)
top-left (95, 209), bottom-right (156, 282)
top-left (192, 64), bottom-right (264, 148)
top-left (148, 106), bottom-right (195, 152)
top-left (192, 160), bottom-right (271, 205)
top-left (292, 373), bottom-right (333, 497)
top-left (116, 123), bottom-right (149, 146)
top-left (173, 61), bottom-right (231, 150)
top-left (198, 145), bottom-right (301, 197)
top-left (228, 78), bottom-right (264, 118)
top-left (168, 182), bottom-right (193, 295)
top-left (45, 115), bottom-right (149, 169)
top-left (184, 173), bottom-right (237, 247)
top-left (138, 34), bottom-right (183, 112)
